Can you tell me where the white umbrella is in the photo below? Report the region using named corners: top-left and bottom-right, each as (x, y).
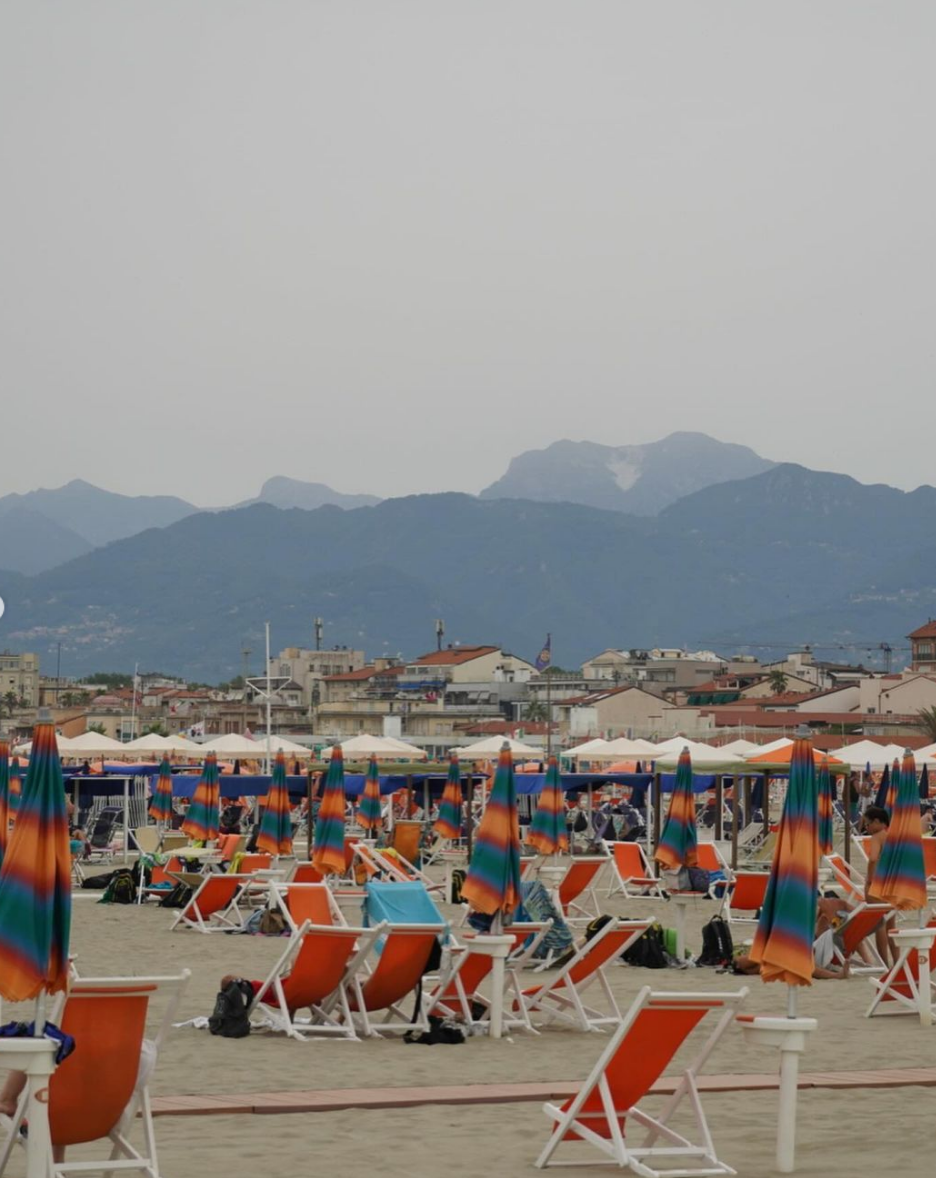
top-left (563, 738), bottom-right (616, 758)
top-left (749, 737), bottom-right (794, 756)
top-left (321, 734), bottom-right (427, 761)
top-left (264, 735), bottom-right (313, 757)
top-left (598, 737), bottom-right (660, 759)
top-left (827, 740), bottom-right (903, 770)
top-left (718, 738), bottom-right (761, 756)
top-left (58, 731), bottom-right (125, 757)
top-left (452, 735), bottom-right (542, 759)
top-left (380, 736), bottom-right (429, 760)
top-left (199, 734), bottom-right (267, 759)
top-left (119, 733), bottom-right (176, 756)
top-left (653, 740), bottom-right (744, 770)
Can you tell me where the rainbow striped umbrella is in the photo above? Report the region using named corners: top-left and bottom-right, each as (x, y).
top-left (527, 755), bottom-right (569, 855)
top-left (357, 756), bottom-right (384, 833)
top-left (655, 748), bottom-right (698, 870)
top-left (886, 757), bottom-right (900, 813)
top-left (873, 763), bottom-right (889, 810)
top-left (433, 755), bottom-right (463, 841)
top-left (0, 740), bottom-right (9, 868)
top-left (817, 757), bottom-right (834, 857)
top-left (461, 745), bottom-right (522, 918)
top-left (181, 754), bottom-right (220, 842)
top-left (750, 734), bottom-right (819, 988)
top-left (0, 720), bottom-right (71, 1002)
top-left (8, 757), bottom-right (22, 815)
top-left (312, 745), bottom-right (347, 875)
top-left (257, 752), bottom-right (294, 856)
top-left (875, 749), bottom-right (926, 912)
top-left (148, 757), bottom-right (174, 824)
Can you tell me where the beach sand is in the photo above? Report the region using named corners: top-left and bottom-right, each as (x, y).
top-left (3, 882), bottom-right (935, 1176)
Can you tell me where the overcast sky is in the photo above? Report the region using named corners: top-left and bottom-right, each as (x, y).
top-left (2, 3), bottom-right (933, 505)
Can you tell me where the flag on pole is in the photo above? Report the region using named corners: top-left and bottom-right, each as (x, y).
top-left (535, 634), bottom-right (552, 673)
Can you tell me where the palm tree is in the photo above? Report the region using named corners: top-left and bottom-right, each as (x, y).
top-left (523, 700), bottom-right (548, 723)
top-left (2, 691), bottom-right (20, 718)
top-left (768, 670), bottom-right (788, 695)
top-left (915, 706), bottom-right (936, 743)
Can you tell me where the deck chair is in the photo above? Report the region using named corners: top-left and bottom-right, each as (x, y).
top-left (923, 838), bottom-right (936, 889)
top-left (236, 852), bottom-right (273, 874)
top-left (160, 831), bottom-right (189, 853)
top-left (536, 986), bottom-right (748, 1175)
top-left (390, 819), bottom-right (423, 863)
top-left (251, 920), bottom-right (379, 1040)
top-left (830, 902), bottom-right (892, 973)
top-left (742, 830), bottom-right (776, 867)
top-left (169, 873), bottom-right (251, 932)
top-left (514, 919), bottom-right (651, 1032)
top-left (269, 882), bottom-right (347, 933)
top-left (353, 842), bottom-right (444, 893)
top-left (342, 924), bottom-right (443, 1036)
top-left (719, 871), bottom-right (768, 924)
top-left (131, 826), bottom-right (161, 856)
top-left (289, 861), bottom-right (324, 884)
top-left (556, 858), bottom-right (607, 923)
top-left (606, 842), bottom-right (666, 901)
top-left (695, 843), bottom-right (731, 881)
top-left (137, 855), bottom-right (183, 904)
top-left (823, 853), bottom-right (865, 906)
top-left (0, 972), bottom-right (190, 1178)
top-left (426, 922), bottom-right (550, 1034)
top-left (362, 879), bottom-right (447, 931)
top-left (866, 920), bottom-right (936, 1018)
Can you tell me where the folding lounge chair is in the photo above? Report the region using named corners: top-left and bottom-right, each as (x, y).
top-left (514, 919), bottom-right (651, 1032)
top-left (822, 853), bottom-right (865, 906)
top-left (829, 902), bottom-right (892, 974)
top-left (131, 826), bottom-right (162, 856)
top-left (0, 972), bottom-right (190, 1178)
top-left (719, 871), bottom-right (768, 924)
top-left (251, 920), bottom-right (379, 1040)
top-left (923, 838), bottom-right (936, 891)
top-left (137, 855), bottom-right (183, 904)
top-left (169, 873), bottom-right (251, 932)
top-left (289, 861), bottom-right (324, 884)
top-left (343, 924), bottom-right (444, 1036)
top-left (694, 843), bottom-right (732, 883)
top-left (866, 920), bottom-right (936, 1018)
top-left (353, 842), bottom-right (443, 893)
top-left (556, 858), bottom-right (607, 923)
top-left (269, 881), bottom-right (347, 933)
top-left (606, 842), bottom-right (666, 901)
top-left (536, 986), bottom-right (748, 1176)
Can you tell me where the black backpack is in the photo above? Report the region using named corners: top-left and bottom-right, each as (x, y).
top-left (697, 916), bottom-right (734, 967)
top-left (208, 979), bottom-right (255, 1038)
top-left (621, 922), bottom-right (668, 969)
top-left (450, 869), bottom-right (466, 904)
top-left (159, 882), bottom-right (194, 910)
top-left (98, 869), bottom-right (135, 905)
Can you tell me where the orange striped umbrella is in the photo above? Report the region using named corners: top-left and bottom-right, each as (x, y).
top-left (312, 745), bottom-right (347, 875)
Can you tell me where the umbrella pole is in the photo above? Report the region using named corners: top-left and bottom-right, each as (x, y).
top-left (731, 781), bottom-right (740, 872)
top-left (715, 775), bottom-right (723, 842)
top-left (122, 777), bottom-right (130, 866)
top-left (465, 776), bottom-right (474, 859)
top-left (306, 769), bottom-right (313, 861)
top-left (843, 773), bottom-right (852, 865)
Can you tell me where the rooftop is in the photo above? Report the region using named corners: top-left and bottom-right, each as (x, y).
top-left (410, 645), bottom-right (500, 667)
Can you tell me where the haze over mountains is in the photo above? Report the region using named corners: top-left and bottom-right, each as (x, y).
top-left (0, 432), bottom-right (933, 680)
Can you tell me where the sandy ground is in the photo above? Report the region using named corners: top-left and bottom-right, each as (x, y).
top-left (3, 871), bottom-right (936, 1176)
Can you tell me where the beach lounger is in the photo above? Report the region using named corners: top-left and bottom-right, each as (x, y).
top-left (866, 920), bottom-right (936, 1018)
top-left (269, 881), bottom-right (347, 933)
top-left (830, 902), bottom-right (892, 974)
top-left (0, 971), bottom-right (190, 1178)
top-left (513, 918), bottom-right (651, 1032)
top-left (289, 861), bottom-right (324, 884)
top-left (719, 871), bottom-right (769, 924)
top-left (605, 842), bottom-right (666, 901)
top-left (741, 830), bottom-right (777, 867)
top-left (137, 855), bottom-right (183, 904)
top-left (251, 920), bottom-right (379, 1040)
top-left (343, 924), bottom-right (444, 1037)
top-left (536, 985), bottom-right (748, 1175)
top-left (555, 858), bottom-right (607, 923)
top-left (822, 853), bottom-right (865, 906)
top-left (923, 838), bottom-right (936, 890)
top-left (353, 842), bottom-right (443, 893)
top-left (131, 825), bottom-right (162, 856)
top-left (235, 852), bottom-right (274, 874)
top-left (695, 842), bottom-right (732, 882)
top-left (169, 872), bottom-right (251, 932)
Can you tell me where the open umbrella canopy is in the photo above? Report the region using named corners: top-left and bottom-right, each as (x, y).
top-left (357, 756), bottom-right (384, 833)
top-left (527, 755), bottom-right (569, 856)
top-left (321, 734), bottom-right (427, 761)
top-left (461, 745), bottom-right (522, 918)
top-left (563, 738), bottom-right (616, 759)
top-left (313, 745), bottom-right (347, 875)
top-left (453, 735), bottom-right (542, 760)
top-left (58, 731), bottom-right (125, 757)
top-left (817, 758), bottom-right (834, 857)
top-left (182, 754), bottom-right (220, 841)
top-left (263, 735), bottom-right (312, 757)
top-left (745, 743), bottom-right (843, 770)
top-left (121, 733), bottom-right (177, 756)
top-left (654, 741), bottom-right (743, 771)
top-left (655, 748), bottom-right (698, 870)
top-left (257, 752), bottom-right (294, 856)
top-left (433, 755), bottom-right (462, 840)
top-left (0, 720), bottom-right (72, 1002)
top-left (0, 740), bottom-right (9, 868)
top-left (148, 757), bottom-right (174, 824)
top-left (875, 750), bottom-right (927, 912)
top-left (200, 734), bottom-right (267, 759)
top-left (750, 735), bottom-right (819, 988)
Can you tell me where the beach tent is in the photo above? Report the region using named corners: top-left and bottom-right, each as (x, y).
top-left (199, 734), bottom-right (267, 759)
top-left (452, 735), bottom-right (542, 759)
top-left (58, 731), bottom-right (125, 757)
top-left (653, 740), bottom-right (743, 770)
top-left (592, 737), bottom-right (659, 760)
top-left (718, 738), bottom-right (760, 756)
top-left (563, 738), bottom-right (616, 759)
top-left (321, 734), bottom-right (427, 761)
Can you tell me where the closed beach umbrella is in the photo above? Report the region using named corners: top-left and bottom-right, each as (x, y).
top-left (257, 752), bottom-right (294, 856)
top-left (875, 749), bottom-right (927, 912)
top-left (750, 734), bottom-right (819, 988)
top-left (461, 744), bottom-right (522, 919)
top-left (886, 758), bottom-right (900, 813)
top-left (182, 754), bottom-right (220, 842)
top-left (873, 763), bottom-right (890, 810)
top-left (148, 757), bottom-right (174, 825)
top-left (655, 747), bottom-right (698, 870)
top-left (357, 756), bottom-right (384, 833)
top-left (527, 755), bottom-right (569, 856)
top-left (817, 758), bottom-right (834, 857)
top-left (312, 745), bottom-right (347, 875)
top-left (0, 719), bottom-right (71, 1002)
top-left (920, 763), bottom-right (930, 801)
top-left (8, 757), bottom-right (22, 815)
top-left (433, 756), bottom-right (463, 841)
top-left (0, 740), bottom-right (9, 868)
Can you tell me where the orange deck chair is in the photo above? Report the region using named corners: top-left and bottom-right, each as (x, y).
top-left (514, 919), bottom-right (651, 1032)
top-left (606, 842), bottom-right (666, 901)
top-left (237, 853), bottom-right (274, 874)
top-left (0, 973), bottom-right (190, 1178)
top-left (137, 854), bottom-right (183, 904)
top-left (536, 987), bottom-right (748, 1175)
top-left (719, 871), bottom-right (769, 924)
top-left (169, 873), bottom-right (251, 932)
top-left (290, 861), bottom-right (324, 884)
top-left (269, 881), bottom-right (347, 933)
top-left (866, 919), bottom-right (936, 1018)
top-left (830, 901), bottom-right (893, 973)
top-left (556, 858), bottom-right (607, 923)
top-left (251, 920), bottom-right (379, 1040)
top-left (823, 853), bottom-right (865, 906)
top-left (923, 838), bottom-right (936, 888)
top-left (342, 925), bottom-right (442, 1037)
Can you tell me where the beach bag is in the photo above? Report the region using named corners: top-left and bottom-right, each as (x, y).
top-left (258, 910), bottom-right (287, 936)
top-left (687, 866), bottom-right (712, 894)
top-left (99, 869), bottom-right (135, 905)
top-left (208, 979), bottom-right (254, 1038)
top-left (661, 867), bottom-right (690, 892)
top-left (159, 882), bottom-right (193, 909)
top-left (622, 923), bottom-right (667, 969)
top-left (81, 871), bottom-right (113, 890)
top-left (697, 916), bottom-right (733, 967)
top-left (450, 868), bottom-right (466, 904)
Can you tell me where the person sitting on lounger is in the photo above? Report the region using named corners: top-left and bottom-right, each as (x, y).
top-left (731, 895), bottom-right (854, 979)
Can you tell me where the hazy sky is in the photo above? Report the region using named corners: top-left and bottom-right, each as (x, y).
top-left (2, 3), bottom-right (933, 505)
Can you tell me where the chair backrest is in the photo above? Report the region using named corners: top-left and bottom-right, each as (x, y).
top-left (613, 842), bottom-right (649, 878)
top-left (695, 844), bottom-right (723, 873)
top-left (437, 948), bottom-right (495, 1001)
top-left (49, 982), bottom-right (154, 1146)
top-left (922, 838), bottom-right (936, 879)
top-left (354, 928), bottom-right (438, 1011)
top-left (363, 880), bottom-right (446, 929)
top-left (558, 859), bottom-right (604, 905)
top-left (238, 853), bottom-right (273, 875)
top-left (730, 872), bottom-right (768, 912)
top-left (885, 919), bottom-right (936, 993)
top-left (279, 926), bottom-right (362, 1011)
top-left (184, 874), bottom-right (243, 920)
top-left (842, 903), bottom-right (891, 954)
top-left (285, 883), bottom-right (338, 927)
top-left (566, 923), bottom-right (646, 987)
top-left (132, 826), bottom-right (161, 855)
top-left (292, 862), bottom-right (324, 884)
top-left (391, 821), bottom-right (422, 863)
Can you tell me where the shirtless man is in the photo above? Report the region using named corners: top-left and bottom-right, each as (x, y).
top-left (863, 806), bottom-right (898, 968)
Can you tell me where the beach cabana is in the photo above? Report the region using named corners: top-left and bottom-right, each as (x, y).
top-left (453, 735), bottom-right (542, 760)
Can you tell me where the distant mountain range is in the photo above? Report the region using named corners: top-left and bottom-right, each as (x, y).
top-left (242, 477), bottom-right (381, 512)
top-left (0, 461), bottom-right (933, 680)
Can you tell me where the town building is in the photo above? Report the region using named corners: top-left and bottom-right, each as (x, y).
top-left (0, 650), bottom-right (39, 709)
top-left (908, 622), bottom-right (936, 673)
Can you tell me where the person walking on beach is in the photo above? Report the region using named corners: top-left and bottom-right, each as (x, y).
top-left (862, 805), bottom-right (898, 968)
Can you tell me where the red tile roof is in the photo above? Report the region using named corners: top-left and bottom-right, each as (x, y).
top-left (908, 621), bottom-right (936, 639)
top-left (322, 667), bottom-right (379, 682)
top-left (410, 646), bottom-right (500, 667)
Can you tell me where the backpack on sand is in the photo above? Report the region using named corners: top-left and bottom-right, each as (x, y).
top-left (98, 869), bottom-right (135, 905)
top-left (621, 922), bottom-right (668, 969)
top-left (696, 915), bottom-right (734, 967)
top-left (208, 979), bottom-right (255, 1038)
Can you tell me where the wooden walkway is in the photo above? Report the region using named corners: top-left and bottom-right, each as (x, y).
top-left (150, 1067), bottom-right (936, 1118)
